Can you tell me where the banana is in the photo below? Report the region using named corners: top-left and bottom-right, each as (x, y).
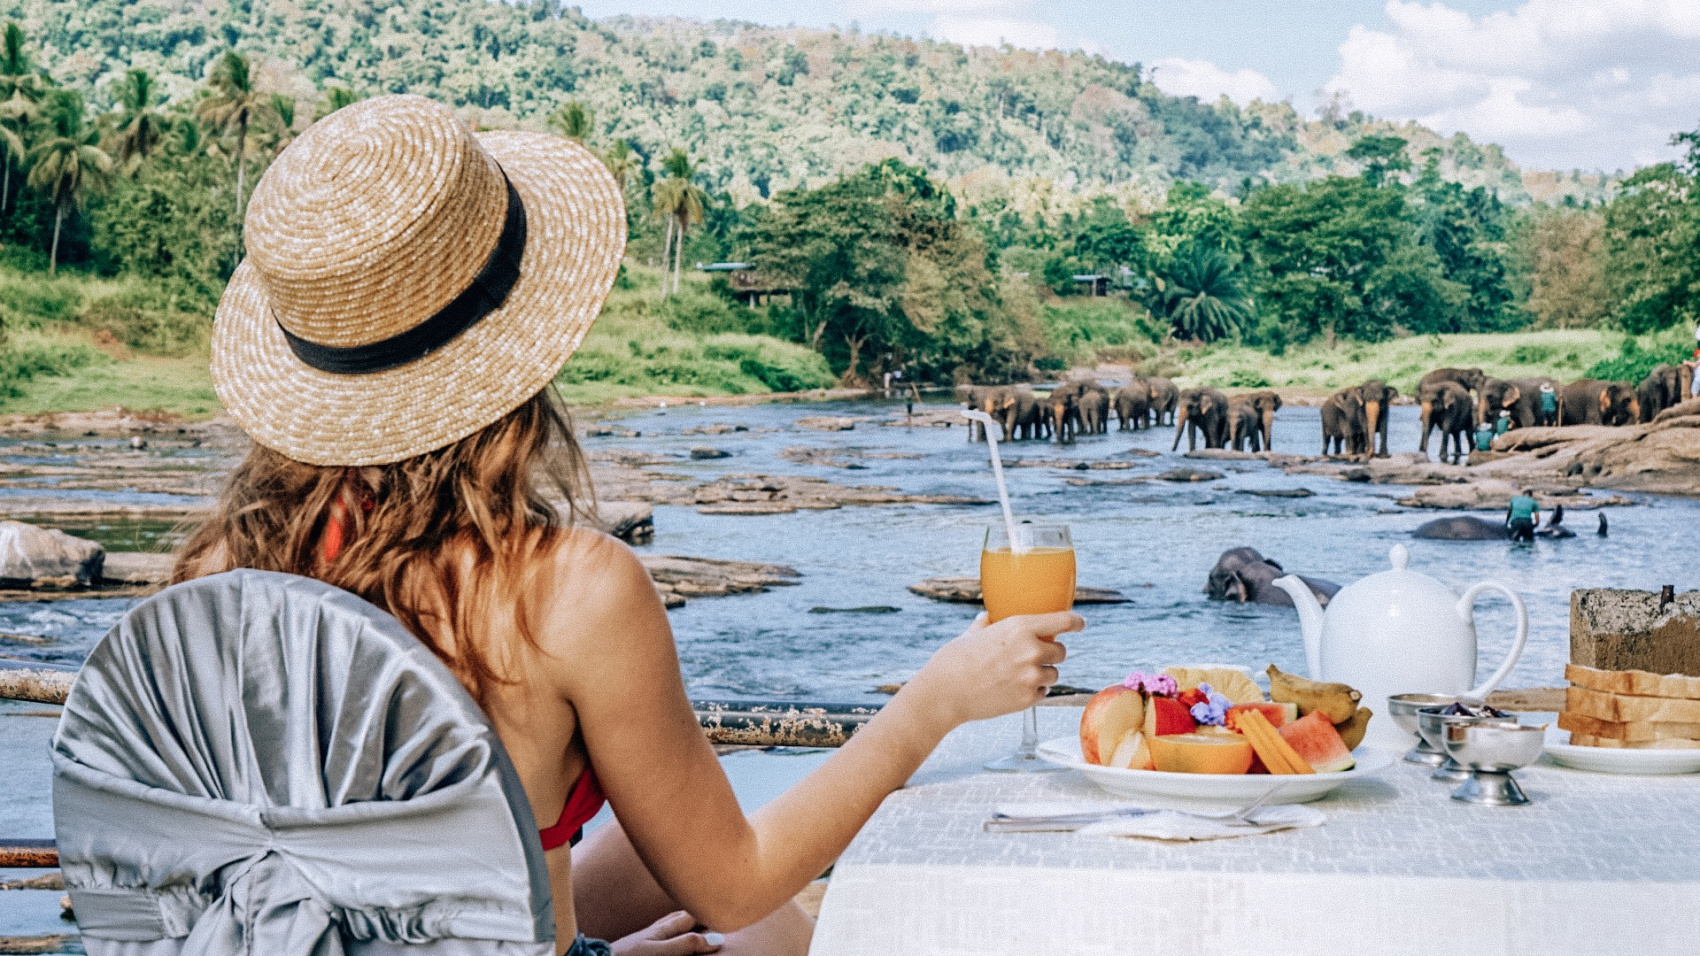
top-left (1266, 664), bottom-right (1363, 724)
top-left (1334, 707), bottom-right (1372, 750)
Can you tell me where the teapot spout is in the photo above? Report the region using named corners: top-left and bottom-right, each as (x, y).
top-left (1272, 575), bottom-right (1326, 679)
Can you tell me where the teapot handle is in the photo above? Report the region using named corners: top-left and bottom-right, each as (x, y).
top-left (1458, 581), bottom-right (1529, 700)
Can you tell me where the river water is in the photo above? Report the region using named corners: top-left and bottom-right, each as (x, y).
top-left (1, 398), bottom-right (1696, 929)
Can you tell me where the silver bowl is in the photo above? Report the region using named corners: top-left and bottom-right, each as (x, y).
top-left (1390, 694), bottom-right (1473, 767)
top-left (1440, 721), bottom-right (1546, 806)
top-left (1416, 705), bottom-right (1505, 782)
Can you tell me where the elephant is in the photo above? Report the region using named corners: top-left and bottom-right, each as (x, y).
top-left (958, 385), bottom-right (992, 442)
top-left (1077, 383), bottom-right (1111, 436)
top-left (1239, 390), bottom-right (1282, 450)
top-left (1353, 380), bottom-right (1398, 457)
top-left (1171, 387), bottom-right (1230, 451)
top-left (1320, 388), bottom-right (1368, 457)
top-left (1205, 547), bottom-right (1339, 608)
top-left (1559, 379), bottom-right (1640, 427)
top-left (1226, 396), bottom-right (1263, 452)
top-left (1047, 380), bottom-right (1085, 443)
top-left (1418, 369), bottom-right (1484, 453)
top-left (1430, 380), bottom-right (1476, 464)
top-left (1476, 377), bottom-right (1556, 430)
top-left (1146, 377), bottom-right (1179, 426)
top-left (1413, 516), bottom-right (1509, 540)
top-left (1114, 380), bottom-right (1150, 431)
top-left (991, 385), bottom-right (1045, 440)
top-left (1638, 365), bottom-right (1687, 423)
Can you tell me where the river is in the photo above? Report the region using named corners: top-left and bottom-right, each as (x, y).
top-left (1, 397), bottom-right (1696, 941)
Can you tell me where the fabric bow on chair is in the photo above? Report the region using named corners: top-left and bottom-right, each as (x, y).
top-left (52, 570), bottom-right (556, 955)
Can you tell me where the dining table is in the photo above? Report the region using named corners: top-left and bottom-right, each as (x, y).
top-left (809, 706), bottom-right (1700, 955)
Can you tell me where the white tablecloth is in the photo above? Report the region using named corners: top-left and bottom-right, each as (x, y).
top-left (811, 707), bottom-right (1700, 956)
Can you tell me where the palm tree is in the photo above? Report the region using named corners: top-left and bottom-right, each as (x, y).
top-left (0, 21), bottom-right (40, 214)
top-left (547, 99), bottom-right (593, 141)
top-left (257, 93), bottom-right (297, 155)
top-left (600, 138), bottom-right (636, 191)
top-left (110, 68), bottom-right (168, 172)
top-left (27, 91), bottom-right (112, 275)
top-left (315, 83), bottom-right (360, 121)
top-left (650, 147), bottom-right (705, 296)
top-left (1151, 242), bottom-right (1254, 344)
top-left (196, 50), bottom-right (277, 227)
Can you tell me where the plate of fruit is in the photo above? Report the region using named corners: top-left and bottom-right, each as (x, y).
top-left (1037, 665), bottom-right (1392, 805)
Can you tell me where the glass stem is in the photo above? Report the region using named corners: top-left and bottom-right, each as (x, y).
top-left (1019, 705), bottom-right (1039, 757)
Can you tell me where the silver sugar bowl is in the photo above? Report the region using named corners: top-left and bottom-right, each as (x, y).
top-left (1441, 721), bottom-right (1547, 806)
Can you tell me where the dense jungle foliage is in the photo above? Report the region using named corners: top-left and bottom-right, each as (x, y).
top-left (0, 3), bottom-right (1690, 403)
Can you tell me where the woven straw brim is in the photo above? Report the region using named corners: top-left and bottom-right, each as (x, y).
top-left (212, 131), bottom-right (625, 466)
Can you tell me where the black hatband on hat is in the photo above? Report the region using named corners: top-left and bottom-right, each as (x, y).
top-left (277, 173), bottom-right (528, 376)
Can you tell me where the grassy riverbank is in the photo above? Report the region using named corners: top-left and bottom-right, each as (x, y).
top-left (0, 261), bottom-right (1682, 419)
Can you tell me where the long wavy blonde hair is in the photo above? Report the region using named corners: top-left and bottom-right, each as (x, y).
top-left (175, 387), bottom-right (593, 699)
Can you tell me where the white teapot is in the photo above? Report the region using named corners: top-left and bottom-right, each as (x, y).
top-left (1271, 545), bottom-right (1527, 752)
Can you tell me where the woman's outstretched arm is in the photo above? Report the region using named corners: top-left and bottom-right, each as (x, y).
top-left (543, 532), bottom-right (1077, 931)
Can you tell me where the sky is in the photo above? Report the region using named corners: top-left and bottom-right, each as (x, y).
top-left (568, 0), bottom-right (1700, 174)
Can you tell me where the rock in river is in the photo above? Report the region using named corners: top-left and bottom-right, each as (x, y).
top-left (794, 416), bottom-right (858, 432)
top-left (1154, 468), bottom-right (1224, 483)
top-left (909, 577), bottom-right (1129, 605)
top-left (690, 446), bottom-right (732, 460)
top-left (0, 521), bottom-right (103, 588)
top-left (642, 555), bottom-right (801, 608)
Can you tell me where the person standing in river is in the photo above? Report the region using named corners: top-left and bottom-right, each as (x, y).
top-left (1506, 489), bottom-right (1541, 543)
top-left (173, 96), bottom-right (1078, 956)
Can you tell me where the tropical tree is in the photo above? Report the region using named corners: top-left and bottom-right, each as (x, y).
top-left (1151, 242), bottom-right (1253, 343)
top-left (257, 93), bottom-right (297, 156)
top-left (548, 99), bottom-right (593, 141)
top-left (196, 50), bottom-right (276, 227)
top-left (0, 21), bottom-right (41, 214)
top-left (316, 84), bottom-right (360, 121)
top-left (27, 91), bottom-right (113, 274)
top-left (109, 68), bottom-right (169, 172)
top-left (650, 147), bottom-right (706, 296)
top-left (601, 138), bottom-right (637, 191)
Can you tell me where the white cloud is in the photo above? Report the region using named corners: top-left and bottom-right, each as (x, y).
top-left (844, 0), bottom-right (1032, 13)
top-left (1150, 57), bottom-right (1281, 107)
top-left (1324, 0), bottom-right (1700, 171)
top-left (930, 15), bottom-right (1059, 51)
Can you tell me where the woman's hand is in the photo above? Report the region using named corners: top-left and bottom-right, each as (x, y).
top-left (610, 911), bottom-right (724, 956)
top-left (902, 611), bottom-right (1080, 726)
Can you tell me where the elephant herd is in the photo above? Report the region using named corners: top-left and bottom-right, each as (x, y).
top-left (958, 378), bottom-right (1180, 444)
top-left (1410, 364), bottom-right (1692, 464)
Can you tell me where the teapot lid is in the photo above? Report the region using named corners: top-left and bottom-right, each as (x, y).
top-left (1332, 543), bottom-right (1460, 608)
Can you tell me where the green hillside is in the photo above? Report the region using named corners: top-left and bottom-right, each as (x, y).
top-left (6, 0), bottom-right (1604, 205)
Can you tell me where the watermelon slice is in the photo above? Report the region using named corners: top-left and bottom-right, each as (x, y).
top-left (1278, 711), bottom-right (1356, 773)
top-left (1226, 702), bottom-right (1298, 729)
top-left (1142, 696), bottom-right (1198, 737)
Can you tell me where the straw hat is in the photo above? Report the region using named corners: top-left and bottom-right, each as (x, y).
top-left (211, 94), bottom-right (626, 466)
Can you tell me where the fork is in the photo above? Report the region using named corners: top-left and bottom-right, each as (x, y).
top-left (985, 783), bottom-right (1285, 833)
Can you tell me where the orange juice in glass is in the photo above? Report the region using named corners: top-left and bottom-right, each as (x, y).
top-left (981, 523), bottom-right (1074, 771)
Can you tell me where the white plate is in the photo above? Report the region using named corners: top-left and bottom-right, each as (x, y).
top-left (1543, 729), bottom-right (1700, 775)
top-left (1035, 736), bottom-right (1393, 806)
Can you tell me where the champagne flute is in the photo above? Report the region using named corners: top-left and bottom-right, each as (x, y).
top-left (981, 522), bottom-right (1075, 772)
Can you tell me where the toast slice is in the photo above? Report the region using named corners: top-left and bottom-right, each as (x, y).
top-left (1565, 685), bottom-right (1700, 723)
top-left (1566, 663), bottom-right (1700, 700)
top-left (1557, 711), bottom-right (1700, 742)
top-left (1568, 734), bottom-right (1700, 750)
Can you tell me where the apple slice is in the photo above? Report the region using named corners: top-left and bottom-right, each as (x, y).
top-left (1107, 729), bottom-right (1154, 770)
top-left (1079, 686), bottom-right (1146, 765)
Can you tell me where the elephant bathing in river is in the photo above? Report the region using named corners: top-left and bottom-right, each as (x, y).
top-left (1559, 379), bottom-right (1640, 427)
top-left (1146, 377), bottom-right (1179, 426)
top-left (1114, 380), bottom-right (1150, 431)
top-left (1320, 388), bottom-right (1368, 457)
top-left (1206, 547), bottom-right (1340, 607)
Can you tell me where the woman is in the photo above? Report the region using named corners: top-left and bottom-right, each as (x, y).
top-left (175, 95), bottom-right (1077, 956)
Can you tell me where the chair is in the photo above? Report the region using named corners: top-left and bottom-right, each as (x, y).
top-left (51, 569), bottom-right (556, 955)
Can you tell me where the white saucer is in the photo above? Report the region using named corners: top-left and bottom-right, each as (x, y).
top-left (1543, 729), bottom-right (1700, 775)
top-left (1035, 736), bottom-right (1392, 805)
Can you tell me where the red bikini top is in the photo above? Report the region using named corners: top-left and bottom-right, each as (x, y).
top-left (322, 496), bottom-right (606, 851)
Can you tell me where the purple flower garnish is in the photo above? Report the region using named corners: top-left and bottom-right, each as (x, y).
top-left (1189, 682), bottom-right (1234, 726)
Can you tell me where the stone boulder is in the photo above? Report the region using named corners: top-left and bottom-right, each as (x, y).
top-left (593, 501), bottom-right (655, 545)
top-left (909, 577), bottom-right (1129, 605)
top-left (794, 416), bottom-right (858, 432)
top-left (0, 521), bottom-right (103, 588)
top-left (1467, 412), bottom-right (1700, 496)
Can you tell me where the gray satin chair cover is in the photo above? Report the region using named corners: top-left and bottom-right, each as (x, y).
top-left (51, 569), bottom-right (555, 955)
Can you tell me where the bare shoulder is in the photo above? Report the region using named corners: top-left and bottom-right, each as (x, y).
top-left (533, 526), bottom-right (670, 659)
